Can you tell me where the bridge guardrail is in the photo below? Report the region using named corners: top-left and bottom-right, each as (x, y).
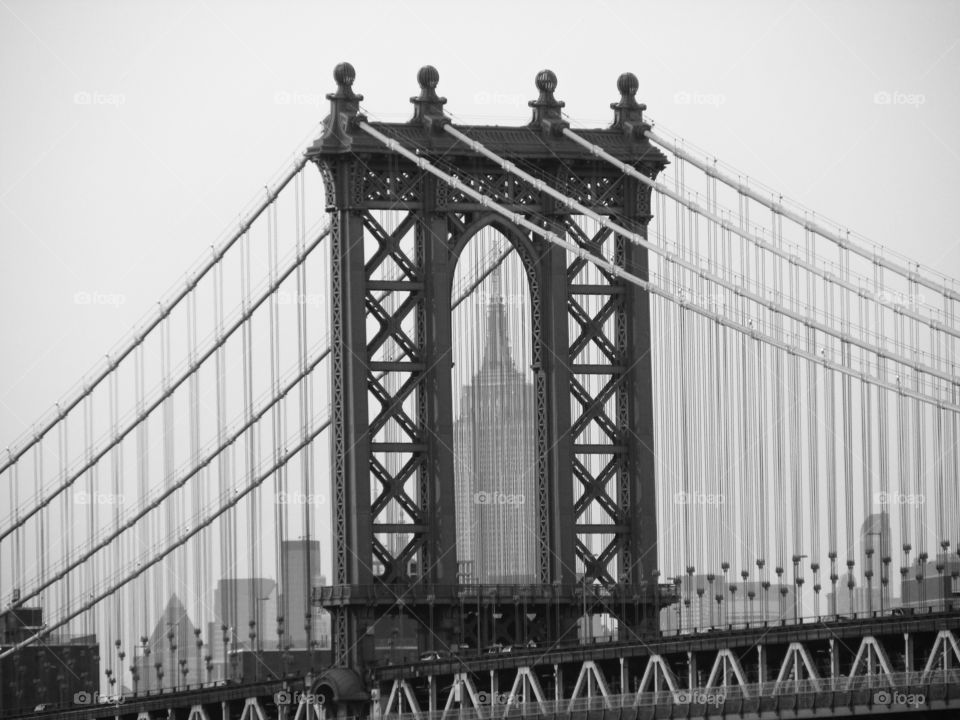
top-left (380, 669), bottom-right (960, 720)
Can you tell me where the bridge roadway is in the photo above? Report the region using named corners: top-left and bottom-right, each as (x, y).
top-left (378, 610), bottom-right (960, 679)
top-left (9, 610), bottom-right (957, 719)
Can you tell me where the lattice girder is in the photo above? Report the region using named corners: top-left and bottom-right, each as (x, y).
top-left (308, 62), bottom-right (668, 670)
top-left (367, 371), bottom-right (421, 438)
top-left (564, 216), bottom-right (635, 588)
top-left (572, 455), bottom-right (619, 521)
top-left (370, 453), bottom-right (423, 523)
top-left (570, 375), bottom-right (622, 441)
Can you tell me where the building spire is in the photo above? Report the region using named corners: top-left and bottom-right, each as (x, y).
top-left (481, 264), bottom-right (514, 371)
top-left (490, 261), bottom-right (503, 301)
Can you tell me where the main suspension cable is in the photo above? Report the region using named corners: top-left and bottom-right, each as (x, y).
top-left (358, 121), bottom-right (958, 411)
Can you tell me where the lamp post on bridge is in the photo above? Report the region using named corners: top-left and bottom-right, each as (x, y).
top-left (792, 554), bottom-right (807, 624)
top-left (581, 574), bottom-right (589, 643)
top-left (131, 639), bottom-right (141, 696)
top-left (696, 585), bottom-right (705, 632)
top-left (193, 628), bottom-right (202, 689)
top-left (220, 624), bottom-right (230, 683)
top-left (865, 531), bottom-right (883, 615)
top-left (706, 574), bottom-right (715, 628)
top-left (721, 561), bottom-right (730, 626)
top-left (166, 624), bottom-right (178, 691)
top-left (140, 636), bottom-right (151, 694)
top-left (741, 570), bottom-right (749, 625)
top-left (115, 639), bottom-right (125, 698)
top-left (652, 570), bottom-right (661, 636)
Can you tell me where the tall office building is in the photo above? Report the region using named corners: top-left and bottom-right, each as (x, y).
top-left (861, 512), bottom-right (892, 581)
top-left (661, 575), bottom-right (797, 632)
top-left (0, 608), bottom-right (98, 713)
top-left (453, 273), bottom-right (537, 583)
top-left (279, 540), bottom-right (329, 650)
top-left (134, 594), bottom-right (203, 690)
top-left (901, 552), bottom-right (960, 610)
top-left (205, 578), bottom-right (277, 681)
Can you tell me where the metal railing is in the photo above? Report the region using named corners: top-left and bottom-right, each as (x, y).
top-left (380, 670), bottom-right (960, 720)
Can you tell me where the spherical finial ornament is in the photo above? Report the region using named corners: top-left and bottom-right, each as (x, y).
top-left (535, 69), bottom-right (558, 94)
top-left (610, 71), bottom-right (646, 132)
top-left (417, 65), bottom-right (439, 91)
top-left (410, 65), bottom-right (446, 125)
top-left (333, 62), bottom-right (356, 88)
top-left (617, 72), bottom-right (639, 98)
top-left (528, 68), bottom-right (565, 128)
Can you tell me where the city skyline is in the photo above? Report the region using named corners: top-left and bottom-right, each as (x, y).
top-left (0, 3), bottom-right (958, 714)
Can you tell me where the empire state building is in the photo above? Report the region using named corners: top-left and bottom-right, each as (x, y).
top-left (453, 270), bottom-right (537, 584)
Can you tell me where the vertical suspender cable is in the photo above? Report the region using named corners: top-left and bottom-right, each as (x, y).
top-left (241, 226), bottom-right (257, 652)
top-left (108, 365), bottom-right (119, 681)
top-left (910, 271), bottom-right (925, 565)
top-left (161, 313), bottom-right (174, 688)
top-left (895, 307), bottom-right (910, 588)
top-left (188, 286), bottom-right (202, 679)
top-left (83, 394), bottom-right (95, 638)
top-left (59, 420), bottom-right (71, 631)
top-left (268, 194), bottom-right (283, 652)
top-left (825, 274), bottom-right (839, 610)
top-left (860, 290), bottom-right (873, 603)
top-left (949, 296), bottom-right (960, 553)
top-left (34, 443), bottom-right (46, 619)
top-left (841, 246), bottom-right (855, 604)
top-left (875, 260), bottom-right (890, 608)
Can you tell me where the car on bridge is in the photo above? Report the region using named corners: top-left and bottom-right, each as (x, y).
top-left (419, 650), bottom-right (450, 661)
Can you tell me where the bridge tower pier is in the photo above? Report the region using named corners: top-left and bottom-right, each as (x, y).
top-left (307, 62), bottom-right (669, 683)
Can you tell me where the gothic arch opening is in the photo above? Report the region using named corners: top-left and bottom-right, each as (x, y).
top-left (450, 227), bottom-right (538, 585)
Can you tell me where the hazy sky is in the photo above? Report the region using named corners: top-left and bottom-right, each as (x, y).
top-left (2, 0), bottom-right (959, 447)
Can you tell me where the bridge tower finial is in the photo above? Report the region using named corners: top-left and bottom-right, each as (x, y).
top-left (321, 62), bottom-right (366, 148)
top-left (528, 69), bottom-right (568, 135)
top-left (611, 72), bottom-right (649, 139)
top-left (410, 65), bottom-right (449, 132)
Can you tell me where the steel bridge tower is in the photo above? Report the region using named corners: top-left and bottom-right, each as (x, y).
top-left (308, 62), bottom-right (669, 689)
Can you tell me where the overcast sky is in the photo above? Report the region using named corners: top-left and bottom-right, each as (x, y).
top-left (1, 0), bottom-right (958, 447)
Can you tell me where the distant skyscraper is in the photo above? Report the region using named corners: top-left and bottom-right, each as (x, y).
top-left (857, 511), bottom-right (894, 612)
top-left (279, 539), bottom-right (328, 649)
top-left (662, 575), bottom-right (796, 632)
top-left (454, 270), bottom-right (537, 583)
top-left (135, 594), bottom-right (202, 690)
top-left (0, 608), bottom-right (98, 712)
top-left (206, 577), bottom-right (277, 681)
top-left (861, 512), bottom-right (892, 588)
top-left (901, 552), bottom-right (960, 610)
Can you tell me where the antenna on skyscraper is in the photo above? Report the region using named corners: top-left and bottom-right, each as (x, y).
top-left (490, 245), bottom-right (503, 302)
